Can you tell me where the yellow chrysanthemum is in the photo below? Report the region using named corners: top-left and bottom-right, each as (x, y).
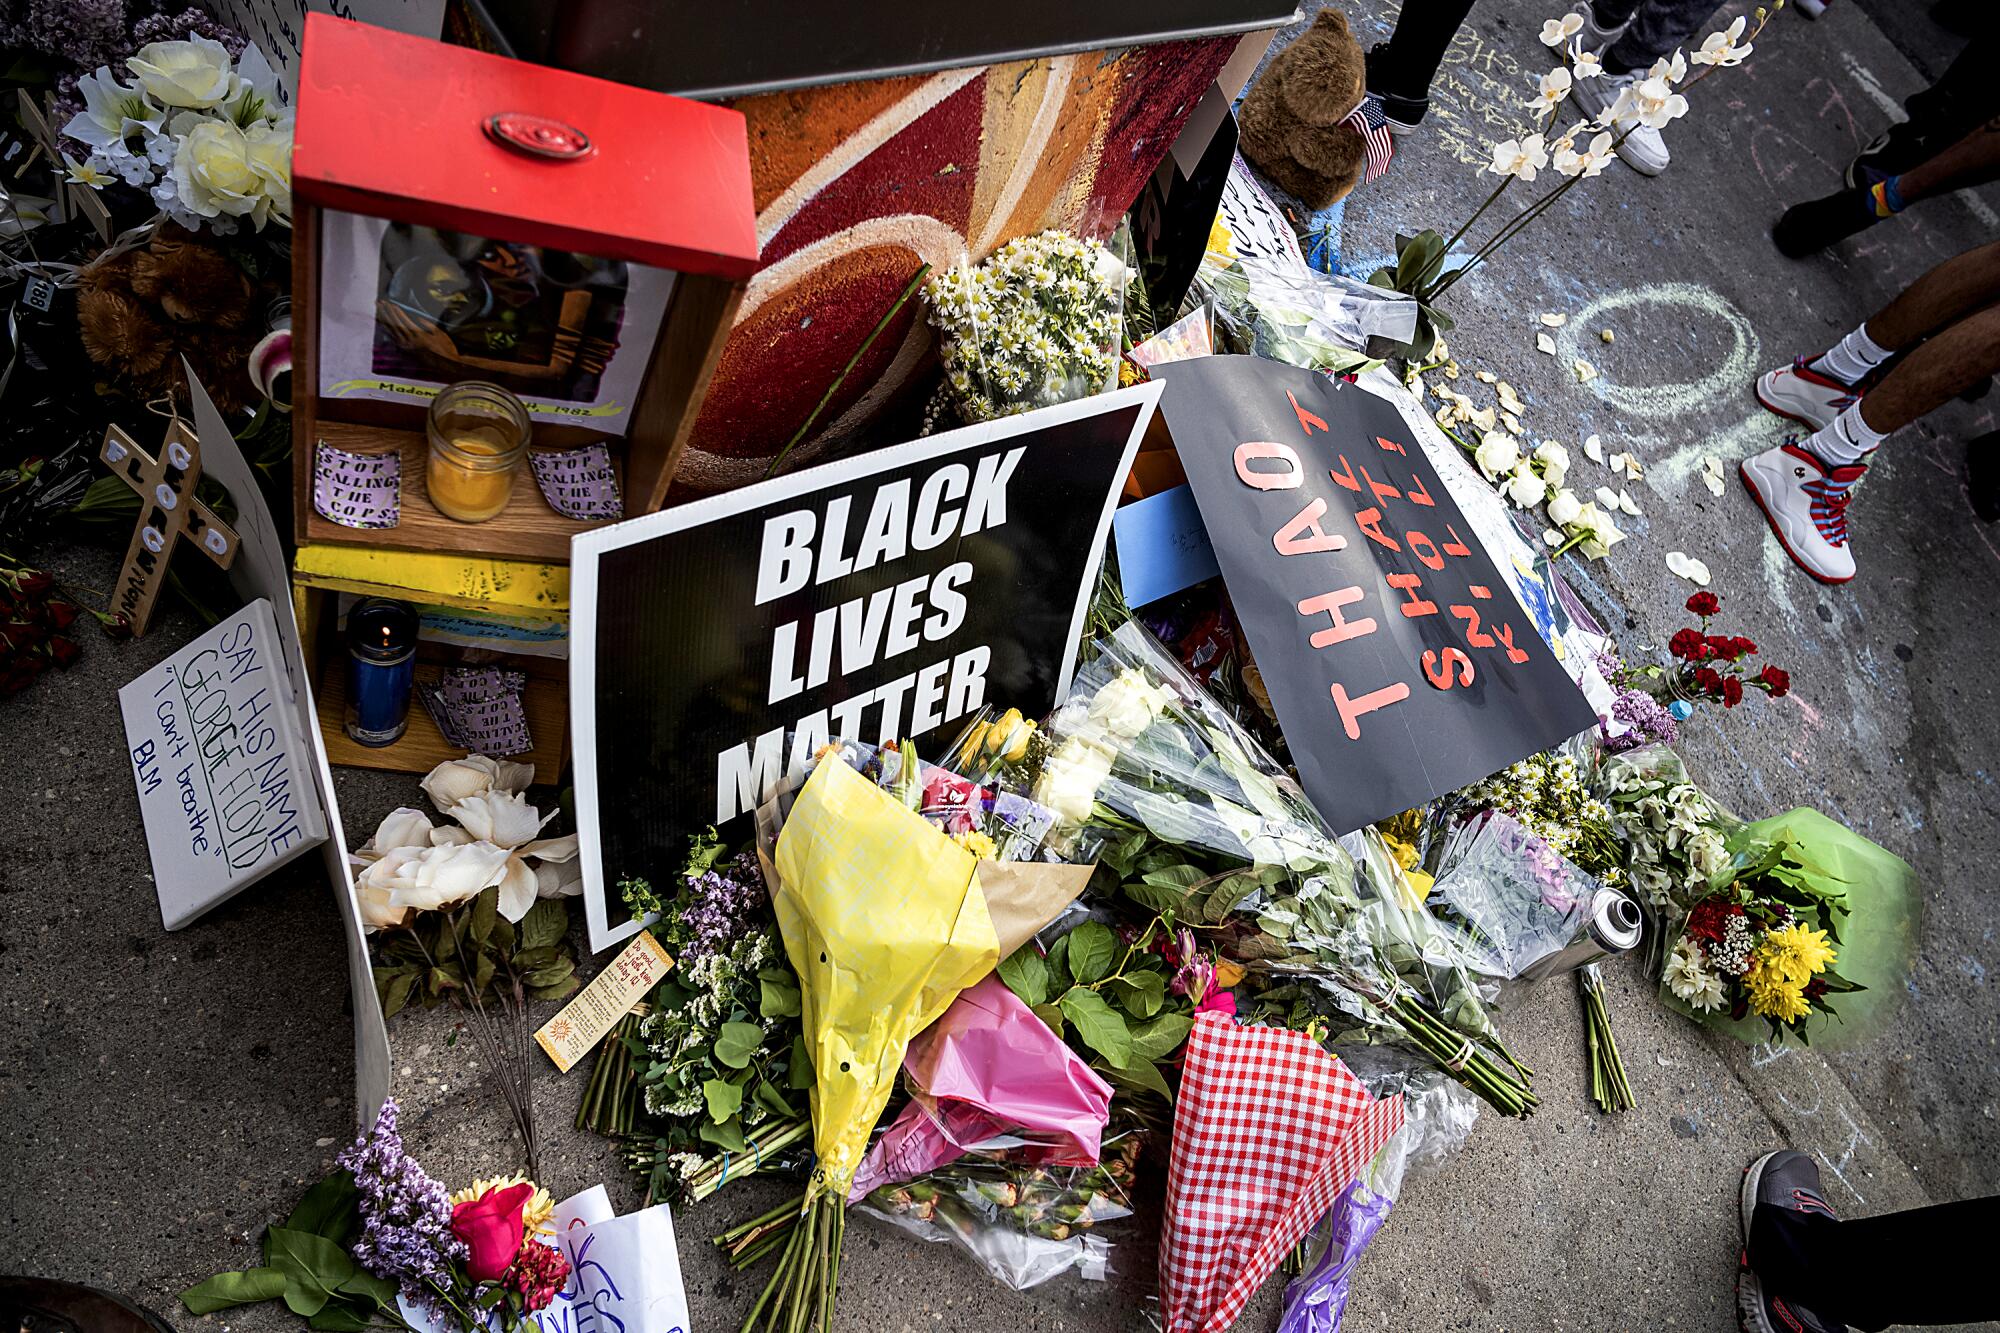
top-left (952, 829), bottom-right (998, 861)
top-left (1762, 923), bottom-right (1837, 984)
top-left (1744, 960), bottom-right (1810, 1024)
top-left (450, 1174), bottom-right (554, 1235)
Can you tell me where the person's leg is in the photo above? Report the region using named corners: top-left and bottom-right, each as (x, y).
top-left (1752, 1194), bottom-right (2000, 1329)
top-left (1851, 300), bottom-right (2000, 435)
top-left (1849, 31), bottom-right (2000, 185)
top-left (1599, 0), bottom-right (1723, 74)
top-left (1364, 0), bottom-right (1478, 131)
top-left (1777, 112), bottom-right (2000, 256)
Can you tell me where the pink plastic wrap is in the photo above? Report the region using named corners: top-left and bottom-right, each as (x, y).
top-left (851, 975), bottom-right (1113, 1200)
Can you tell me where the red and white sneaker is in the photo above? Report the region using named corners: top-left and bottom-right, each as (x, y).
top-left (1756, 359), bottom-right (1860, 432)
top-left (1740, 443), bottom-right (1863, 584)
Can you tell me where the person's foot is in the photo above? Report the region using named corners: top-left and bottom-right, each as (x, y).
top-left (1741, 444), bottom-right (1864, 584)
top-left (1569, 71), bottom-right (1670, 175)
top-left (1364, 46), bottom-right (1428, 135)
top-left (1755, 360), bottom-right (1860, 431)
top-left (1845, 127), bottom-right (1930, 190)
top-left (1773, 189), bottom-right (1879, 257)
top-left (1968, 431), bottom-right (2000, 522)
top-left (1738, 1151), bottom-right (1847, 1333)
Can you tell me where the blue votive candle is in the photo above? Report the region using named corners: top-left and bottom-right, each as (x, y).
top-left (345, 598), bottom-right (418, 747)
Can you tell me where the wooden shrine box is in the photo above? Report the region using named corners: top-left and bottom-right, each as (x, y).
top-left (289, 14), bottom-right (758, 772)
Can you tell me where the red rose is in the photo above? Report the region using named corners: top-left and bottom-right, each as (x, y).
top-left (1668, 628), bottom-right (1703, 659)
top-left (15, 570), bottom-right (52, 597)
top-left (1685, 591), bottom-right (1720, 616)
top-left (48, 636), bottom-right (81, 668)
top-left (46, 600), bottom-right (78, 632)
top-left (1723, 677), bottom-right (1744, 707)
top-left (1759, 665), bottom-right (1790, 698)
top-left (451, 1182), bottom-right (533, 1282)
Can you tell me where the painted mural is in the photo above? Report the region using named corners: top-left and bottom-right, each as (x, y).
top-left (672, 37), bottom-right (1238, 492)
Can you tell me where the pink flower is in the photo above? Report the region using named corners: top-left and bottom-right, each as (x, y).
top-left (1195, 989), bottom-right (1237, 1019)
top-left (450, 1181), bottom-right (532, 1282)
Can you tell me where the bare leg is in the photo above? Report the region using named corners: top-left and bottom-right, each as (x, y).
top-left (1865, 238), bottom-right (2000, 349)
top-left (1859, 302), bottom-right (2000, 433)
top-left (1894, 115), bottom-right (2000, 203)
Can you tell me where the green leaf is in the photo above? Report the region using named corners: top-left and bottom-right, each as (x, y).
top-left (753, 1078), bottom-right (794, 1120)
top-left (512, 946), bottom-right (560, 969)
top-left (265, 1226), bottom-right (354, 1318)
top-left (713, 1020), bottom-right (764, 1069)
top-left (1108, 970), bottom-right (1165, 1019)
top-left (1199, 871), bottom-right (1262, 926)
top-left (995, 947), bottom-right (1049, 1007)
top-left (1102, 1055), bottom-right (1174, 1101)
top-left (1032, 1002), bottom-right (1066, 1036)
top-left (284, 1171), bottom-right (359, 1243)
top-left (469, 886), bottom-right (498, 946)
top-left (788, 1032), bottom-right (815, 1089)
top-left (524, 959), bottom-right (575, 989)
top-left (307, 1297), bottom-right (373, 1331)
top-left (758, 972), bottom-right (801, 1020)
top-left (703, 1077), bottom-right (744, 1123)
top-left (699, 1118), bottom-right (748, 1151)
top-left (1059, 987), bottom-right (1133, 1069)
top-left (380, 969), bottom-right (417, 1019)
top-left (520, 898), bottom-right (569, 951)
top-left (526, 978), bottom-right (579, 1003)
top-left (181, 1268), bottom-right (287, 1314)
top-left (1045, 936), bottom-right (1074, 993)
top-left (425, 966), bottom-right (458, 997)
top-left (1066, 922), bottom-right (1117, 985)
top-left (1127, 1012), bottom-right (1196, 1062)
top-left (336, 1270), bottom-right (399, 1306)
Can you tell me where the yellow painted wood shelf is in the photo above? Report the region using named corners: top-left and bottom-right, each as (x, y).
top-left (303, 421), bottom-right (625, 563)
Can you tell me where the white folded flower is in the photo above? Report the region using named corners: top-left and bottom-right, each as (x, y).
top-left (1086, 668), bottom-right (1173, 739)
top-left (349, 806), bottom-right (434, 870)
top-left (128, 34), bottom-right (235, 109)
top-left (381, 840), bottom-right (513, 914)
top-left (60, 67), bottom-right (164, 150)
top-left (1474, 429), bottom-right (1521, 479)
top-left (1692, 16), bottom-right (1752, 67)
top-left (421, 754), bottom-right (535, 810)
top-left (1529, 66), bottom-right (1573, 111)
top-left (447, 789), bottom-right (552, 849)
top-left (1033, 736), bottom-right (1116, 825)
top-left (1546, 487), bottom-right (1584, 527)
top-left (1540, 12), bottom-right (1585, 46)
top-left (1505, 466), bottom-right (1548, 509)
top-left (1486, 132), bottom-right (1550, 181)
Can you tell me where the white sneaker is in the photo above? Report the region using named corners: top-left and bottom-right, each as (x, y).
top-left (1567, 71), bottom-right (1670, 175)
top-left (1755, 359), bottom-right (1861, 432)
top-left (1740, 443), bottom-right (1864, 584)
top-left (1576, 7), bottom-right (1629, 53)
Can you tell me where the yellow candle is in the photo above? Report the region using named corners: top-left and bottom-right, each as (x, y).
top-left (425, 383), bottom-right (529, 523)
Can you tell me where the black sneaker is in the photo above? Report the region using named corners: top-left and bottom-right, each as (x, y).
top-left (1738, 1151), bottom-right (1847, 1333)
top-left (1364, 45), bottom-right (1428, 135)
top-left (1773, 190), bottom-right (1881, 258)
top-left (1968, 431), bottom-right (2000, 523)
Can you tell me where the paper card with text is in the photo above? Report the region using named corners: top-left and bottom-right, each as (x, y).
top-left (535, 929), bottom-right (673, 1073)
top-left (119, 597), bottom-right (328, 929)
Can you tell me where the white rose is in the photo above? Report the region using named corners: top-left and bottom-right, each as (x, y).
top-left (1086, 668), bottom-right (1171, 739)
top-left (1540, 457), bottom-right (1568, 490)
top-left (383, 840), bottom-right (512, 914)
top-left (354, 847), bottom-right (421, 929)
top-left (1546, 487), bottom-right (1583, 527)
top-left (170, 118), bottom-right (268, 221)
top-left (1533, 440), bottom-right (1570, 473)
top-left (1033, 737), bottom-right (1115, 825)
top-left (243, 120), bottom-right (291, 224)
top-left (421, 754), bottom-right (534, 810)
top-left (128, 34), bottom-right (235, 109)
top-left (1474, 430), bottom-right (1520, 479)
top-left (1504, 467), bottom-right (1548, 509)
top-left (446, 789), bottom-right (551, 849)
top-left (350, 806), bottom-right (433, 867)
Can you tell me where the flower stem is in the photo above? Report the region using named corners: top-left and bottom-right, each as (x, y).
top-left (767, 263), bottom-right (931, 479)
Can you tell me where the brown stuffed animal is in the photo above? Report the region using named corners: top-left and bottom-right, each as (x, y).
top-left (1238, 8), bottom-right (1372, 210)
top-left (76, 223), bottom-right (275, 414)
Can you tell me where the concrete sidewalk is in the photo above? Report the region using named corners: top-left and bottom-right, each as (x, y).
top-left (4, 1), bottom-right (1997, 1330)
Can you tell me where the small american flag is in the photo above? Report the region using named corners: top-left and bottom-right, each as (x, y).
top-left (1344, 94), bottom-right (1395, 184)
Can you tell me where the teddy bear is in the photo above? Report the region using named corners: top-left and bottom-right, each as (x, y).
top-left (1237, 7), bottom-right (1373, 211)
top-left (75, 222), bottom-right (277, 413)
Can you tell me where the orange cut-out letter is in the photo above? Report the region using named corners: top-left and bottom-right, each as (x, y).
top-left (1274, 497), bottom-right (1348, 555)
top-left (1332, 679), bottom-right (1411, 739)
top-left (1359, 464), bottom-right (1402, 506)
top-left (1493, 621), bottom-right (1533, 664)
top-left (1406, 529), bottom-right (1445, 571)
top-left (1450, 603), bottom-right (1497, 647)
top-left (1385, 572), bottom-right (1437, 618)
top-left (1235, 441), bottom-right (1303, 490)
top-left (1375, 435), bottom-right (1407, 456)
top-left (1423, 646), bottom-right (1475, 689)
top-left (1441, 524), bottom-right (1472, 558)
top-left (1404, 474), bottom-right (1435, 506)
top-left (1288, 390), bottom-right (1329, 435)
top-left (1329, 454), bottom-right (1360, 493)
top-left (1298, 587), bottom-right (1376, 647)
top-left (1354, 507), bottom-right (1401, 552)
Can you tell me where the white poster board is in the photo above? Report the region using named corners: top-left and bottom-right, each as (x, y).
top-left (198, 0), bottom-right (446, 100)
top-left (120, 597), bottom-right (327, 928)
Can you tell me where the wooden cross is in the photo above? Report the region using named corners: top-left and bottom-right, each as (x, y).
top-left (100, 419), bottom-right (240, 636)
top-left (14, 90), bottom-right (113, 243)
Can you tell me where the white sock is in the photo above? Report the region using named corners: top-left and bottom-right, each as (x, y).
top-left (1810, 323), bottom-right (1893, 387)
top-left (1805, 401), bottom-right (1888, 466)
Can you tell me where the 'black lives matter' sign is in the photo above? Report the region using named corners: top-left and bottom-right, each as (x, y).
top-left (571, 382), bottom-right (1161, 951)
top-left (1155, 356), bottom-right (1594, 833)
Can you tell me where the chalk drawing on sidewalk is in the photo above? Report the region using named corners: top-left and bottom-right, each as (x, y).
top-left (1555, 282), bottom-right (1761, 417)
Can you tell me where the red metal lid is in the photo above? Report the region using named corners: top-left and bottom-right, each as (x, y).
top-left (294, 14), bottom-right (759, 278)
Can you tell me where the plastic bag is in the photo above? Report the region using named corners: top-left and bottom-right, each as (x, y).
top-left (1427, 810), bottom-right (1644, 981)
top-left (925, 229), bottom-right (1128, 425)
top-left (856, 1133), bottom-right (1140, 1290)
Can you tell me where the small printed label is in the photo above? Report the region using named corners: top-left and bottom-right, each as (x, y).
top-left (534, 930), bottom-right (673, 1074)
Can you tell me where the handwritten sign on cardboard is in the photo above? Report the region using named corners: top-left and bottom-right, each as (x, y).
top-left (119, 597), bottom-right (328, 928)
top-left (1154, 356), bottom-right (1595, 832)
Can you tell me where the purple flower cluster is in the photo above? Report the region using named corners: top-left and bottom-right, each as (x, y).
top-left (677, 851), bottom-right (768, 968)
top-left (1606, 688), bottom-right (1678, 752)
top-left (129, 7), bottom-right (247, 55)
top-left (2, 0), bottom-right (127, 70)
top-left (335, 1099), bottom-right (465, 1316)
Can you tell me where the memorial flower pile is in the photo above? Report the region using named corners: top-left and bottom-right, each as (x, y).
top-left (180, 1099), bottom-right (572, 1332)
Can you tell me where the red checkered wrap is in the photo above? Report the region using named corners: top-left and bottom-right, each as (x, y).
top-left (1159, 1014), bottom-right (1406, 1333)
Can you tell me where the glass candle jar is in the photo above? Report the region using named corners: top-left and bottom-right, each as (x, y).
top-left (345, 598), bottom-right (418, 747)
top-left (426, 381), bottom-right (529, 522)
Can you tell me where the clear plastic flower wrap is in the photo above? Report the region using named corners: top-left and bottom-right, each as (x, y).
top-left (924, 229), bottom-right (1129, 425)
top-left (854, 1132), bottom-right (1139, 1291)
top-left (1026, 620), bottom-right (1538, 1116)
top-left (1195, 256), bottom-right (1418, 377)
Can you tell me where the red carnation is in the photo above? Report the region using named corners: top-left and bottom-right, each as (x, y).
top-left (1723, 676), bottom-right (1744, 707)
top-left (1685, 591), bottom-right (1720, 616)
top-left (1731, 635), bottom-right (1757, 657)
top-left (1804, 978), bottom-right (1829, 1001)
top-left (1706, 635), bottom-right (1739, 662)
top-left (1669, 628), bottom-right (1704, 659)
top-left (1695, 667), bottom-right (1725, 695)
top-left (1759, 665), bottom-right (1790, 698)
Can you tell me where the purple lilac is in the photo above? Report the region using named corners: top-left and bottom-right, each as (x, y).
top-left (1607, 688), bottom-right (1677, 751)
top-left (19, 0), bottom-right (128, 70)
top-left (128, 7), bottom-right (248, 57)
top-left (336, 1099), bottom-right (465, 1316)
top-left (679, 851), bottom-right (768, 968)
